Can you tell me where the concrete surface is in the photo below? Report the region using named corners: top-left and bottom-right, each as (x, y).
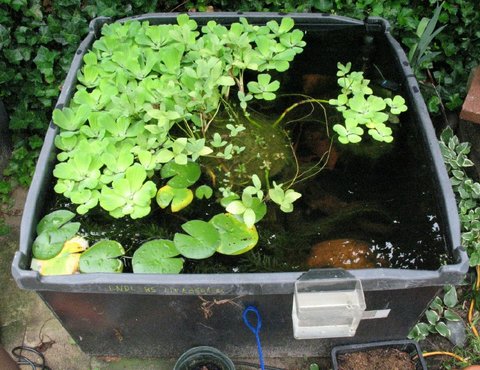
top-left (0, 187), bottom-right (330, 369)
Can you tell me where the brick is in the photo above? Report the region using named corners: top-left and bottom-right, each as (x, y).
top-left (460, 66), bottom-right (480, 124)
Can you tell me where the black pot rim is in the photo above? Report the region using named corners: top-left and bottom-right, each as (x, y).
top-left (174, 346), bottom-right (235, 370)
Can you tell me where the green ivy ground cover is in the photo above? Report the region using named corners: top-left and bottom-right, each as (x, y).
top-left (0, 0), bottom-right (479, 190)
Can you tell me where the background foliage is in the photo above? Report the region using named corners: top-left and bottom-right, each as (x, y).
top-left (0, 0), bottom-right (479, 189)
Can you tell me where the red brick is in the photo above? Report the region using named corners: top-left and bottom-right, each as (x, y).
top-left (460, 67), bottom-right (480, 124)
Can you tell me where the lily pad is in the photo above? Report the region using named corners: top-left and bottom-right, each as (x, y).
top-left (30, 236), bottom-right (88, 276)
top-left (195, 185), bottom-right (213, 199)
top-left (160, 161), bottom-right (201, 188)
top-left (132, 239), bottom-right (184, 274)
top-left (79, 240), bottom-right (125, 273)
top-left (31, 253), bottom-right (81, 276)
top-left (156, 185), bottom-right (193, 212)
top-left (210, 213), bottom-right (258, 255)
top-left (36, 209), bottom-right (76, 234)
top-left (174, 220), bottom-right (220, 259)
top-left (32, 222), bottom-right (81, 260)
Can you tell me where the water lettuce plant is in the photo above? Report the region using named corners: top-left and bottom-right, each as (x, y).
top-left (34, 15), bottom-right (407, 275)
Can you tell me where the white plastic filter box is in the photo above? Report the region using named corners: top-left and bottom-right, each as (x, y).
top-left (292, 269), bottom-right (366, 339)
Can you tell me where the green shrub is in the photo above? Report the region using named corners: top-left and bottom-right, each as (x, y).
top-left (0, 0), bottom-right (478, 191)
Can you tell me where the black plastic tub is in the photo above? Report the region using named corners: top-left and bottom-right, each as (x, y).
top-left (331, 340), bottom-right (427, 370)
top-left (12, 13), bottom-right (468, 358)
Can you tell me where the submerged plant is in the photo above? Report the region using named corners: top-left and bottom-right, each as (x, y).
top-left (38, 15), bottom-right (407, 274)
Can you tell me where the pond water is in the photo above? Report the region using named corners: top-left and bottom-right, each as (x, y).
top-left (46, 97), bottom-right (452, 274)
top-left (44, 33), bottom-right (453, 273)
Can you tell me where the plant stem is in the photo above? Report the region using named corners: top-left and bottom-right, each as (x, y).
top-left (272, 98), bottom-right (329, 128)
top-left (203, 103), bottom-right (222, 135)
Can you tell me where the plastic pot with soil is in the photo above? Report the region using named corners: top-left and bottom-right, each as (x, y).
top-left (174, 346), bottom-right (235, 370)
top-left (331, 340), bottom-right (427, 370)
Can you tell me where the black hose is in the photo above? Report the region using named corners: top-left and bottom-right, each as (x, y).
top-left (11, 346), bottom-right (51, 370)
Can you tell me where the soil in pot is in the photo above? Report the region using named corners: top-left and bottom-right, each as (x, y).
top-left (337, 347), bottom-right (416, 370)
top-left (191, 364), bottom-right (222, 370)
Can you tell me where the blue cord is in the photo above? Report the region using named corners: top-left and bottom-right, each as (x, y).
top-left (242, 306), bottom-right (265, 370)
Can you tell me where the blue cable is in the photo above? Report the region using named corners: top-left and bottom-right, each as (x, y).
top-left (242, 305), bottom-right (265, 370)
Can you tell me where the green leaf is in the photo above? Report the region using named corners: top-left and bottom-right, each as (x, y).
top-left (132, 239), bottom-right (183, 274)
top-left (434, 321), bottom-right (451, 338)
top-left (251, 175), bottom-right (262, 189)
top-left (195, 185), bottom-right (213, 199)
top-left (100, 187), bottom-right (126, 211)
top-left (258, 73), bottom-right (271, 85)
top-left (426, 309), bottom-right (439, 325)
top-left (210, 213), bottom-right (258, 255)
top-left (262, 92), bottom-right (276, 101)
top-left (217, 76), bottom-right (235, 86)
top-left (268, 184), bottom-right (301, 213)
top-left (32, 222), bottom-right (81, 260)
top-left (33, 46), bottom-right (58, 83)
top-left (243, 208), bottom-right (256, 228)
top-left (36, 210), bottom-right (75, 234)
top-left (284, 189), bottom-right (302, 204)
top-left (161, 161), bottom-right (201, 188)
top-left (52, 105), bottom-right (91, 131)
top-left (278, 18), bottom-right (294, 34)
top-left (160, 45), bottom-right (184, 73)
top-left (156, 149), bottom-right (175, 163)
top-left (226, 200), bottom-right (246, 215)
top-left (125, 163), bottom-right (148, 192)
top-left (444, 309), bottom-right (461, 322)
top-left (430, 296), bottom-right (444, 313)
top-left (174, 220), bottom-right (220, 259)
top-left (312, 0), bottom-right (333, 12)
top-left (79, 240), bottom-right (125, 273)
top-left (443, 285), bottom-right (458, 308)
top-left (416, 322), bottom-right (431, 336)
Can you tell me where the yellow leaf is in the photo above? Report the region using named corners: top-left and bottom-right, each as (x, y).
top-left (63, 236), bottom-right (89, 253)
top-left (156, 185), bottom-right (194, 212)
top-left (30, 236), bottom-right (88, 276)
top-left (171, 188), bottom-right (193, 212)
top-left (31, 254), bottom-right (81, 275)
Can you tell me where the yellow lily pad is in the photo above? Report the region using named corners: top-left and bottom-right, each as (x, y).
top-left (31, 236), bottom-right (88, 275)
top-left (31, 254), bottom-right (81, 276)
top-left (210, 213), bottom-right (258, 255)
top-left (156, 185), bottom-right (193, 212)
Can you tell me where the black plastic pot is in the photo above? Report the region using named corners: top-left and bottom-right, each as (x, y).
top-left (331, 339), bottom-right (427, 370)
top-left (174, 346), bottom-right (235, 370)
top-left (12, 13), bottom-right (468, 358)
